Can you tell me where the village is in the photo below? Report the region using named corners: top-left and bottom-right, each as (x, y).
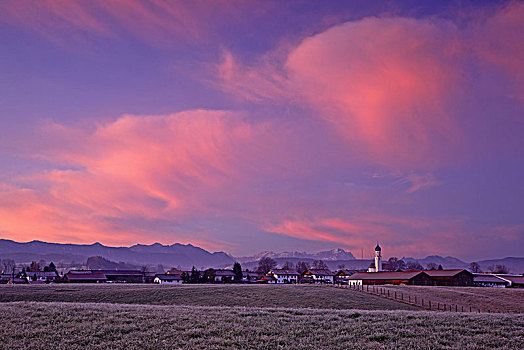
top-left (2, 244), bottom-right (523, 288)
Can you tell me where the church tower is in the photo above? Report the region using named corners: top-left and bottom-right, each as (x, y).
top-left (374, 243), bottom-right (382, 272)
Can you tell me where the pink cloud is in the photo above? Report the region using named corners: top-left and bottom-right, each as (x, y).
top-left (0, 110), bottom-right (291, 249)
top-left (217, 6), bottom-right (523, 169)
top-left (474, 1), bottom-right (524, 102)
top-left (265, 214), bottom-right (523, 259)
top-left (0, 0), bottom-right (257, 46)
top-left (285, 17), bottom-right (464, 168)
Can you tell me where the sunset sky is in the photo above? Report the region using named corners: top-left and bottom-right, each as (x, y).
top-left (0, 0), bottom-right (523, 260)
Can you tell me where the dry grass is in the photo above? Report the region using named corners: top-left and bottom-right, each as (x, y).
top-left (0, 302), bottom-right (522, 349)
top-left (0, 284), bottom-right (417, 311)
top-left (367, 285), bottom-right (524, 313)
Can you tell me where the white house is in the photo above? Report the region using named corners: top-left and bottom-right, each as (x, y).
top-left (302, 269), bottom-right (336, 284)
top-left (268, 269), bottom-right (300, 284)
top-left (25, 271), bottom-right (58, 283)
top-left (154, 274), bottom-right (183, 284)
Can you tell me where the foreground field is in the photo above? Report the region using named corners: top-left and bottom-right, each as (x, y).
top-left (373, 285), bottom-right (524, 313)
top-left (0, 284), bottom-right (416, 311)
top-left (1, 302), bottom-right (523, 349)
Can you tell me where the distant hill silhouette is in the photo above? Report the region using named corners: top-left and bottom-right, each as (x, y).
top-left (0, 239), bottom-right (233, 270)
top-left (1, 239), bottom-right (523, 273)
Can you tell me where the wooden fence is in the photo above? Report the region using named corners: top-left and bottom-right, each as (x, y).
top-left (333, 283), bottom-right (493, 313)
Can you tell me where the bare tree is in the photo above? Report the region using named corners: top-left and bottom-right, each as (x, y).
top-left (426, 262), bottom-right (438, 270)
top-left (312, 260), bottom-right (328, 269)
top-left (296, 261), bottom-right (310, 274)
top-left (469, 262), bottom-right (482, 273)
top-left (282, 261), bottom-right (294, 270)
top-left (386, 257), bottom-right (406, 271)
top-left (488, 264), bottom-right (509, 274)
top-left (406, 260), bottom-right (423, 270)
top-left (257, 257), bottom-right (277, 274)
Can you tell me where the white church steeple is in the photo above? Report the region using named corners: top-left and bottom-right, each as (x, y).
top-left (374, 242), bottom-right (382, 272)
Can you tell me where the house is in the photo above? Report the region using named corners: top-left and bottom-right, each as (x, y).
top-left (335, 269), bottom-right (357, 284)
top-left (212, 269), bottom-right (236, 283)
top-left (65, 271), bottom-right (107, 283)
top-left (242, 270), bottom-right (262, 283)
top-left (92, 270), bottom-right (143, 283)
top-left (494, 275), bottom-right (524, 288)
top-left (473, 274), bottom-right (510, 288)
top-left (258, 275), bottom-right (276, 284)
top-left (153, 274), bottom-right (183, 284)
top-left (423, 269), bottom-right (474, 286)
top-left (347, 271), bottom-right (434, 286)
top-left (302, 269), bottom-right (336, 284)
top-left (267, 269), bottom-right (300, 284)
top-left (25, 271), bottom-right (59, 283)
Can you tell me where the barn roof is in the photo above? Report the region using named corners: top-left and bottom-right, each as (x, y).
top-left (155, 274), bottom-right (182, 281)
top-left (423, 269), bottom-right (471, 277)
top-left (66, 272), bottom-right (107, 280)
top-left (90, 270), bottom-right (142, 276)
top-left (270, 269), bottom-right (300, 275)
top-left (305, 269), bottom-right (336, 276)
top-left (214, 270), bottom-right (236, 276)
top-left (473, 274), bottom-right (509, 284)
top-left (496, 275), bottom-right (524, 285)
top-left (348, 271), bottom-right (428, 280)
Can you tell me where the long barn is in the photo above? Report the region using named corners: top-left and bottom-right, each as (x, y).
top-left (347, 271), bottom-right (434, 286)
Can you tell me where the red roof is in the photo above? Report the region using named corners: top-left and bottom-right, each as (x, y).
top-left (66, 272), bottom-right (107, 281)
top-left (305, 269), bottom-right (336, 276)
top-left (497, 275), bottom-right (524, 285)
top-left (423, 269), bottom-right (471, 277)
top-left (348, 271), bottom-right (428, 280)
top-left (270, 269), bottom-right (300, 276)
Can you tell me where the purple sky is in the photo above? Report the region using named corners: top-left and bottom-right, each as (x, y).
top-left (0, 0), bottom-right (523, 260)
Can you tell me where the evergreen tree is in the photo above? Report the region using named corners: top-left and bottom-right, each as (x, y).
top-left (233, 262), bottom-right (242, 282)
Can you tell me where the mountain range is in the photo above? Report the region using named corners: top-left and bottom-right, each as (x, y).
top-left (0, 239), bottom-right (233, 270)
top-left (0, 239), bottom-right (523, 273)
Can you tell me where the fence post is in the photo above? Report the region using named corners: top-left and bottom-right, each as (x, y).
top-left (455, 305), bottom-right (457, 312)
top-left (437, 302), bottom-right (439, 310)
top-left (461, 306), bottom-right (464, 312)
top-left (429, 300), bottom-right (431, 309)
top-left (395, 291), bottom-right (397, 299)
top-left (422, 299), bottom-right (424, 307)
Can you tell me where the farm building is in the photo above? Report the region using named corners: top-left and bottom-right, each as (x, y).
top-left (153, 274), bottom-right (183, 284)
top-left (495, 275), bottom-right (524, 288)
top-left (473, 274), bottom-right (510, 287)
top-left (25, 271), bottom-right (59, 283)
top-left (92, 270), bottom-right (144, 283)
top-left (267, 269), bottom-right (300, 283)
top-left (65, 271), bottom-right (107, 283)
top-left (258, 275), bottom-right (276, 284)
top-left (303, 269), bottom-right (336, 284)
top-left (423, 269), bottom-right (474, 286)
top-left (242, 270), bottom-right (262, 283)
top-left (211, 269), bottom-right (236, 283)
top-left (347, 271), bottom-right (434, 286)
top-left (1, 274), bottom-right (27, 284)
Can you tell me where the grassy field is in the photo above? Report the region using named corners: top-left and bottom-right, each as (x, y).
top-left (1, 302), bottom-right (523, 349)
top-left (2, 284), bottom-right (523, 349)
top-left (369, 285), bottom-right (524, 313)
top-left (0, 284), bottom-right (417, 311)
